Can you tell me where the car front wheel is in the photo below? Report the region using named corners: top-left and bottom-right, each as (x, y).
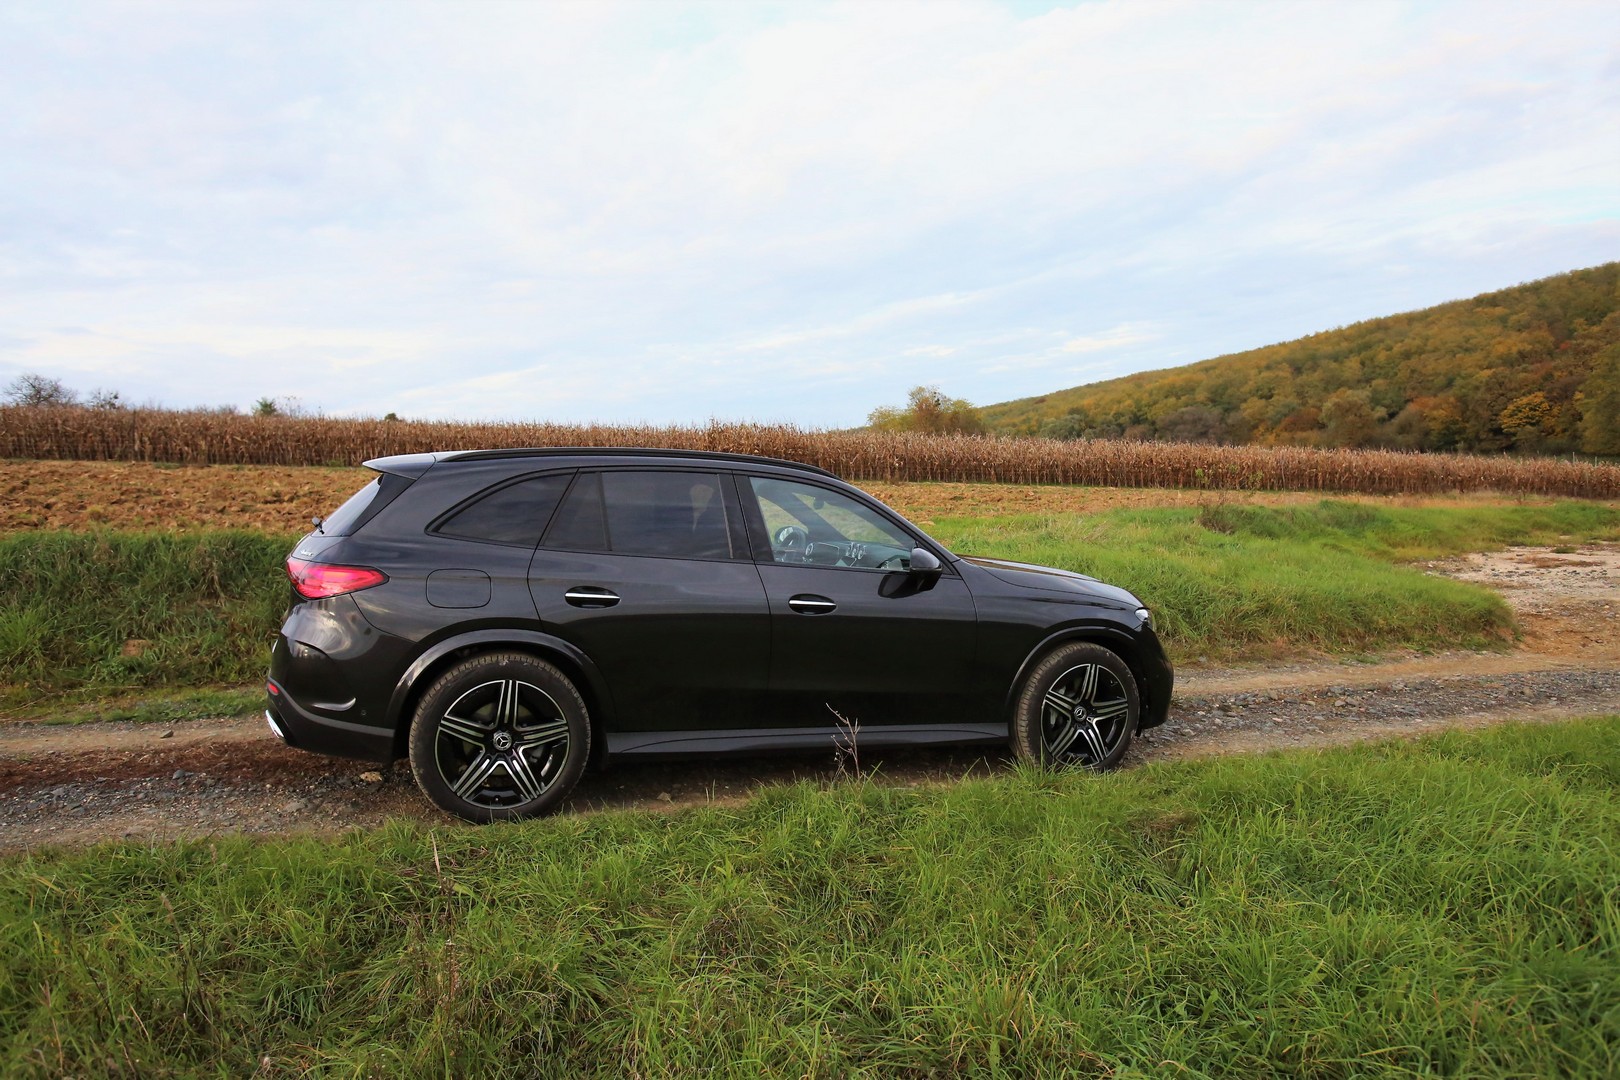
top-left (408, 651), bottom-right (591, 822)
top-left (1011, 641), bottom-right (1139, 770)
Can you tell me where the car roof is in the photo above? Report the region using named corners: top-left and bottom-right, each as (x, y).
top-left (363, 447), bottom-right (837, 479)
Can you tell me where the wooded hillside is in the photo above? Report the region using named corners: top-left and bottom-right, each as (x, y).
top-left (981, 264), bottom-right (1620, 455)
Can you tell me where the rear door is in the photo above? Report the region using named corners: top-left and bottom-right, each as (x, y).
top-left (738, 473), bottom-right (978, 728)
top-left (527, 469), bottom-right (771, 732)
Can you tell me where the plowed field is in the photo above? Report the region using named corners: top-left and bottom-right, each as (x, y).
top-left (1, 459), bottom-right (1589, 533)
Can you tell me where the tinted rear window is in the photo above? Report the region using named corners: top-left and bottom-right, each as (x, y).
top-left (602, 471), bottom-right (734, 559)
top-left (543, 472), bottom-right (608, 551)
top-left (435, 473), bottom-right (572, 547)
top-left (321, 473), bottom-right (413, 536)
top-left (541, 470), bottom-right (734, 558)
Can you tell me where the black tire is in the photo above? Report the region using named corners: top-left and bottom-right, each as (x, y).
top-left (1011, 641), bottom-right (1139, 770)
top-left (408, 651), bottom-right (591, 822)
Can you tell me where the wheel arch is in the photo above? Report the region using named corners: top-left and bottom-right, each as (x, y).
top-left (1004, 624), bottom-right (1164, 731)
top-left (387, 629), bottom-right (614, 762)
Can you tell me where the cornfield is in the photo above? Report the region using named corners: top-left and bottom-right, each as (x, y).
top-left (3, 406), bottom-right (1618, 497)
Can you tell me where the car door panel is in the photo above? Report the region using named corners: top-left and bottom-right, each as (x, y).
top-left (528, 549), bottom-right (771, 732)
top-left (737, 473), bottom-right (979, 728)
top-left (756, 563), bottom-right (977, 726)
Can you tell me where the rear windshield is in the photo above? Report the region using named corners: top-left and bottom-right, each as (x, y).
top-left (320, 473), bottom-right (412, 536)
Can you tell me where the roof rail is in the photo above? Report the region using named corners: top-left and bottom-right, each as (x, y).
top-left (436, 446), bottom-right (837, 478)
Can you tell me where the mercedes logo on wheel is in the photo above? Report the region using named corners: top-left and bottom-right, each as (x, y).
top-left (492, 731), bottom-right (513, 751)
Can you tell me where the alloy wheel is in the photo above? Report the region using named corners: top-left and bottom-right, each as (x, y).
top-left (1040, 663), bottom-right (1133, 766)
top-left (433, 678), bottom-right (571, 807)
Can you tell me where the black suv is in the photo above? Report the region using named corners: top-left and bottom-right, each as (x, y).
top-left (266, 448), bottom-right (1172, 821)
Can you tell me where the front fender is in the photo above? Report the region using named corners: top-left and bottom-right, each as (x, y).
top-left (1002, 623), bottom-right (1174, 731)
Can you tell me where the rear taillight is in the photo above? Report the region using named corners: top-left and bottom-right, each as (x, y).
top-left (286, 557), bottom-right (388, 599)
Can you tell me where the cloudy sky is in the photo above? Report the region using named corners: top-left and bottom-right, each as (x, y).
top-left (2, 1), bottom-right (1617, 426)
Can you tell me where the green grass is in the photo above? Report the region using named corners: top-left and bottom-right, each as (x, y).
top-left (929, 498), bottom-right (1620, 660)
top-left (3, 717), bottom-right (1617, 1076)
top-left (0, 531), bottom-right (296, 716)
top-left (3, 500), bottom-right (1619, 713)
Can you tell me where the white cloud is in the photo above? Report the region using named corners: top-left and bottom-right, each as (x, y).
top-left (1061, 325), bottom-right (1159, 355)
top-left (0, 0), bottom-right (1616, 424)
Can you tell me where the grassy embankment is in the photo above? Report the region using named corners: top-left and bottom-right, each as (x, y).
top-left (4, 499), bottom-right (1620, 719)
top-left (2, 717), bottom-right (1617, 1075)
top-left (928, 498), bottom-right (1620, 661)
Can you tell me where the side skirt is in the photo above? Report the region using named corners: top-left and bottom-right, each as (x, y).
top-left (606, 723), bottom-right (1008, 759)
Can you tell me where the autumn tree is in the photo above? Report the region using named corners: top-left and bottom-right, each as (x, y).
top-left (3, 372), bottom-right (78, 407)
top-left (1579, 342), bottom-right (1620, 455)
top-left (1320, 389), bottom-right (1379, 447)
top-left (1499, 391), bottom-right (1555, 450)
top-left (867, 386), bottom-right (985, 435)
top-left (1157, 405), bottom-right (1226, 444)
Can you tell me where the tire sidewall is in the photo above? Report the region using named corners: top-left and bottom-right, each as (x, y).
top-left (1012, 641), bottom-right (1139, 770)
top-left (408, 651), bottom-right (591, 823)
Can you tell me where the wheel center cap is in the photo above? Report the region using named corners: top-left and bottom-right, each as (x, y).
top-left (492, 731), bottom-right (513, 751)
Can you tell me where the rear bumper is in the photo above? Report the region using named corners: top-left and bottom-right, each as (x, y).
top-left (265, 680), bottom-right (394, 762)
top-left (267, 593), bottom-right (407, 762)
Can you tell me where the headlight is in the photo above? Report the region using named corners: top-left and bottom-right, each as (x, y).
top-left (1135, 607), bottom-right (1154, 630)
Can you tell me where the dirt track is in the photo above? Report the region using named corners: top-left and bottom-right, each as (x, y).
top-left (3, 543), bottom-right (1618, 850)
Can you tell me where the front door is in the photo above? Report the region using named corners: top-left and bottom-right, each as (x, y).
top-left (739, 474), bottom-right (978, 729)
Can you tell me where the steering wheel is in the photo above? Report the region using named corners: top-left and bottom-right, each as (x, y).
top-left (773, 525), bottom-right (809, 554)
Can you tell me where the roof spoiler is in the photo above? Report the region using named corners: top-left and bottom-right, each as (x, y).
top-left (362, 452), bottom-right (439, 478)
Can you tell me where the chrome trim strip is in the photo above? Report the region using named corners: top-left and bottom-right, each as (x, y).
top-left (564, 589), bottom-right (619, 604)
top-left (264, 709), bottom-right (288, 741)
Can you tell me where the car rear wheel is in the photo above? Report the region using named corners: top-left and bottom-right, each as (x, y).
top-left (408, 652), bottom-right (590, 822)
top-left (1011, 641), bottom-right (1138, 770)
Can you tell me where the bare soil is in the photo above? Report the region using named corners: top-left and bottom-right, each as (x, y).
top-left (0, 460), bottom-right (367, 533)
top-left (1430, 544), bottom-right (1620, 661)
top-left (3, 459), bottom-right (1585, 534)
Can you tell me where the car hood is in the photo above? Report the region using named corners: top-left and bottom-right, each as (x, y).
top-left (962, 555), bottom-right (1142, 608)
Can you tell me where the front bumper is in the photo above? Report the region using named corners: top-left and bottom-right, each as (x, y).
top-left (1137, 634), bottom-right (1175, 731)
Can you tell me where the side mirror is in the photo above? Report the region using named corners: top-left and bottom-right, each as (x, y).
top-left (880, 547), bottom-right (944, 598)
top-left (908, 546), bottom-right (942, 580)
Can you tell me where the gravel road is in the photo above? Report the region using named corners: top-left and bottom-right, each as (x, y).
top-left (4, 542), bottom-right (1618, 849)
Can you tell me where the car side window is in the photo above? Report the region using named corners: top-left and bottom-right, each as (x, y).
top-left (434, 473), bottom-right (572, 547)
top-left (601, 471), bottom-right (735, 559)
top-left (543, 472), bottom-right (609, 551)
top-left (542, 470), bottom-right (735, 559)
top-left (747, 476), bottom-right (914, 570)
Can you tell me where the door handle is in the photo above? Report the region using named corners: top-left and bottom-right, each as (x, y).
top-left (788, 594), bottom-right (837, 614)
top-left (564, 587), bottom-right (620, 608)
